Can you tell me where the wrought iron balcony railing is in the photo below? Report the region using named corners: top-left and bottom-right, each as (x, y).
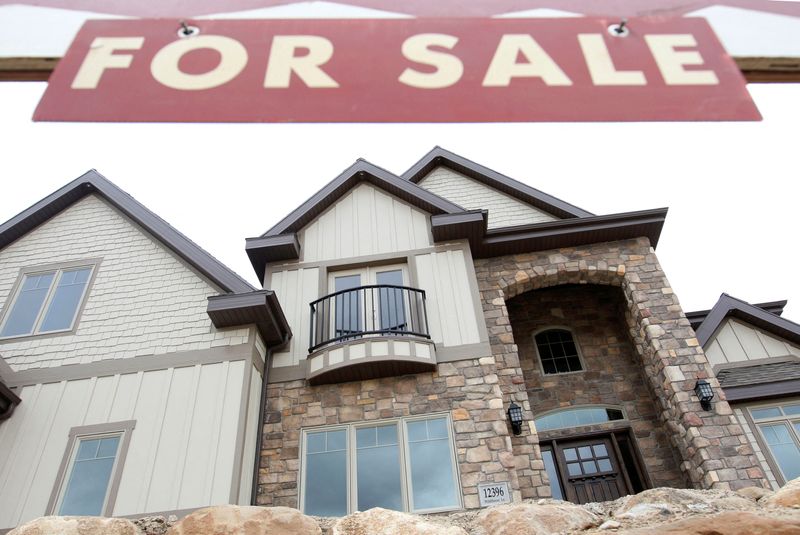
top-left (309, 285), bottom-right (430, 353)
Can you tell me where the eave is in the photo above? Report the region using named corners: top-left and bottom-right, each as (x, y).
top-left (695, 294), bottom-right (800, 347)
top-left (207, 290), bottom-right (292, 349)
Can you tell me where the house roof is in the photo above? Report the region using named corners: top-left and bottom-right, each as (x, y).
top-left (402, 146), bottom-right (595, 220)
top-left (0, 170), bottom-right (255, 294)
top-left (694, 294), bottom-right (800, 347)
top-left (686, 300), bottom-right (786, 331)
top-left (246, 149), bottom-right (667, 276)
top-left (207, 290), bottom-right (291, 348)
top-left (717, 359), bottom-right (800, 402)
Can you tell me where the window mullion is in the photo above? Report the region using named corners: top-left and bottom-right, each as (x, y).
top-left (348, 424), bottom-right (355, 515)
top-left (31, 269), bottom-right (62, 334)
top-left (401, 419), bottom-right (415, 512)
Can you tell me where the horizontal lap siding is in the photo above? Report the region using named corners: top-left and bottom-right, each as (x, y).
top-left (705, 318), bottom-right (800, 366)
top-left (0, 195), bottom-right (249, 371)
top-left (0, 361), bottom-right (245, 529)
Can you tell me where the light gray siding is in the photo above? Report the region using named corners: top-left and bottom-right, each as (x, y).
top-left (417, 166), bottom-right (558, 229)
top-left (705, 318), bottom-right (800, 366)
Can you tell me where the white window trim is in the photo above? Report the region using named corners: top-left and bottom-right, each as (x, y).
top-left (47, 420), bottom-right (135, 517)
top-left (299, 413), bottom-right (462, 516)
top-left (0, 259), bottom-right (101, 341)
top-left (746, 401), bottom-right (800, 485)
top-left (532, 326), bottom-right (586, 376)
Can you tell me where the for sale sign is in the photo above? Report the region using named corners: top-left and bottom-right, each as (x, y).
top-left (34, 18), bottom-right (760, 122)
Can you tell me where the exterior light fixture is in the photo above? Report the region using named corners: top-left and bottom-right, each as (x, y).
top-left (507, 402), bottom-right (523, 435)
top-left (694, 379), bottom-right (714, 411)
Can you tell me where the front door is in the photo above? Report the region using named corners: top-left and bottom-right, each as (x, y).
top-left (555, 437), bottom-right (630, 504)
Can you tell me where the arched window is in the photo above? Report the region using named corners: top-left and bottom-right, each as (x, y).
top-left (534, 406), bottom-right (625, 432)
top-left (534, 328), bottom-right (583, 374)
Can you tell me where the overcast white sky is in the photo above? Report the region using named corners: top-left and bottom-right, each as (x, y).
top-left (0, 81), bottom-right (797, 318)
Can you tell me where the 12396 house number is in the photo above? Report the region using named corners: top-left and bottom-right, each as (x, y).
top-left (477, 482), bottom-right (511, 507)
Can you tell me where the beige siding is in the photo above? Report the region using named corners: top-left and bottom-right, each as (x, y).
top-left (417, 166), bottom-right (558, 229)
top-left (238, 367), bottom-right (262, 505)
top-left (300, 183), bottom-right (432, 263)
top-left (270, 267), bottom-right (319, 367)
top-left (0, 195), bottom-right (249, 371)
top-left (0, 361), bottom-right (246, 529)
top-left (413, 249), bottom-right (482, 347)
top-left (706, 318), bottom-right (800, 366)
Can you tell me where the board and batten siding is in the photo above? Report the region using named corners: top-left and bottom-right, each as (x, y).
top-left (705, 318), bottom-right (800, 366)
top-left (0, 194), bottom-right (249, 371)
top-left (300, 183), bottom-right (432, 263)
top-left (414, 249), bottom-right (482, 347)
top-left (418, 166), bottom-right (558, 229)
top-left (0, 360), bottom-right (252, 529)
top-left (269, 267), bottom-right (320, 367)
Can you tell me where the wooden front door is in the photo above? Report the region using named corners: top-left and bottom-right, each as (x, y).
top-left (555, 437), bottom-right (630, 504)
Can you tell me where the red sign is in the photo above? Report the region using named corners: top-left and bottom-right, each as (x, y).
top-left (35, 18), bottom-right (760, 123)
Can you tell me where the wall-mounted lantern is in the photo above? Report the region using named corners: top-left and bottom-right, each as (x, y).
top-left (507, 402), bottom-right (523, 435)
top-left (694, 379), bottom-right (714, 411)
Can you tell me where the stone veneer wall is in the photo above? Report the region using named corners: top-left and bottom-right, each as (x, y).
top-left (257, 354), bottom-right (547, 510)
top-left (506, 284), bottom-right (685, 488)
top-left (473, 237), bottom-right (769, 491)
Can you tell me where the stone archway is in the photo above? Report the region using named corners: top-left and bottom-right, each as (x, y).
top-left (472, 238), bottom-right (768, 494)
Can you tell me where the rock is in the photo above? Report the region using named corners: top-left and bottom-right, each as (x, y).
top-left (617, 510), bottom-right (800, 534)
top-left (764, 477), bottom-right (800, 508)
top-left (477, 502), bottom-right (599, 535)
top-left (613, 487), bottom-right (754, 521)
top-left (133, 515), bottom-right (172, 535)
top-left (166, 505), bottom-right (320, 535)
top-left (735, 486), bottom-right (773, 502)
top-left (332, 508), bottom-right (467, 535)
top-left (9, 517), bottom-right (142, 535)
top-left (598, 520), bottom-right (621, 530)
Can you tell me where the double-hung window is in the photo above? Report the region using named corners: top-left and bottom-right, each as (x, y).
top-left (0, 263), bottom-right (96, 338)
top-left (301, 414), bottom-right (461, 516)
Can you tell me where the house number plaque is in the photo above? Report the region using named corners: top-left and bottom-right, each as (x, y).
top-left (477, 482), bottom-right (511, 507)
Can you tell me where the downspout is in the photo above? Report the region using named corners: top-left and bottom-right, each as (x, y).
top-left (250, 331), bottom-right (290, 505)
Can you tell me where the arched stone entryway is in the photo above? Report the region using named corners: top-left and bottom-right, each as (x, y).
top-left (473, 238), bottom-right (768, 497)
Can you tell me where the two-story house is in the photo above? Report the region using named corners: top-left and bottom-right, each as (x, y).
top-left (247, 147), bottom-right (772, 514)
top-left (0, 172), bottom-right (290, 532)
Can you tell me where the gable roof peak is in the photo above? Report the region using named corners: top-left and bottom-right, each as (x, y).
top-left (403, 146), bottom-right (594, 220)
top-left (694, 293), bottom-right (798, 348)
top-left (0, 170), bottom-right (254, 294)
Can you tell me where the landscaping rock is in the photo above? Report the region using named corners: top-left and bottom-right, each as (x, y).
top-left (613, 487), bottom-right (754, 521)
top-left (735, 486), bottom-right (773, 502)
top-left (764, 476), bottom-right (800, 508)
top-left (9, 516), bottom-right (142, 535)
top-left (332, 508), bottom-right (467, 535)
top-left (166, 505), bottom-right (320, 535)
top-left (332, 507), bottom-right (467, 535)
top-left (618, 510), bottom-right (800, 534)
top-left (477, 501), bottom-right (600, 535)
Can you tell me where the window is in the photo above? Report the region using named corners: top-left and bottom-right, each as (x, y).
top-left (534, 406), bottom-right (625, 432)
top-left (329, 264), bottom-right (409, 338)
top-left (0, 262), bottom-right (97, 339)
top-left (534, 328), bottom-right (584, 374)
top-left (749, 402), bottom-right (800, 484)
top-left (48, 421), bottom-right (135, 517)
top-left (301, 415), bottom-right (460, 516)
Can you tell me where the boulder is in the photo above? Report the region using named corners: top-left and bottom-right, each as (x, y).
top-left (613, 487), bottom-right (754, 521)
top-left (9, 516), bottom-right (142, 535)
top-left (332, 508), bottom-right (467, 535)
top-left (477, 502), bottom-right (599, 535)
top-left (764, 477), bottom-right (800, 508)
top-left (166, 505), bottom-right (320, 535)
top-left (617, 510), bottom-right (800, 534)
top-left (735, 486), bottom-right (773, 502)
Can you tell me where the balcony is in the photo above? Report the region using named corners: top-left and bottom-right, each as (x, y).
top-left (307, 285), bottom-right (436, 385)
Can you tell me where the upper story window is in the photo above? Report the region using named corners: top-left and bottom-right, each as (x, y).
top-left (534, 328), bottom-right (584, 374)
top-left (0, 262), bottom-right (97, 339)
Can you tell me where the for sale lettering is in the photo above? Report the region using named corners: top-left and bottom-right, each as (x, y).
top-left (36, 18), bottom-right (759, 122)
top-left (70, 32), bottom-right (719, 91)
